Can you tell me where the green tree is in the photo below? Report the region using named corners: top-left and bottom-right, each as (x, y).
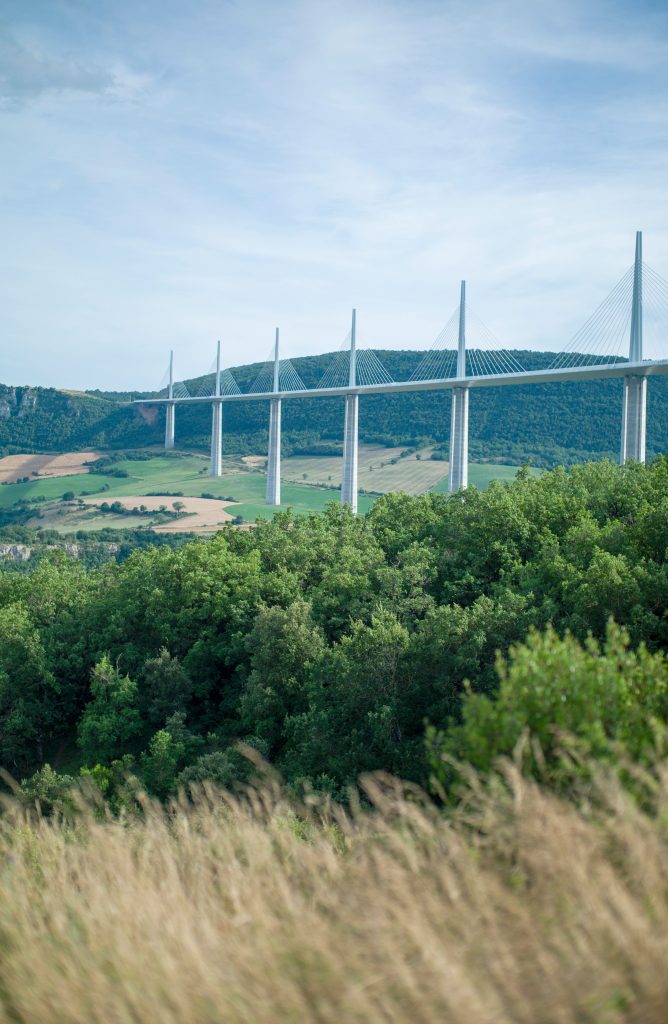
top-left (0, 602), bottom-right (58, 773)
top-left (239, 600), bottom-right (326, 756)
top-left (2, 456), bottom-right (668, 803)
top-left (139, 712), bottom-right (204, 798)
top-left (79, 754), bottom-right (137, 811)
top-left (140, 730), bottom-right (181, 799)
top-left (285, 611), bottom-right (412, 791)
top-left (177, 739), bottom-right (268, 793)
top-left (77, 656), bottom-right (142, 766)
top-left (406, 589), bottom-right (531, 728)
top-left (19, 763), bottom-right (76, 815)
top-left (141, 649), bottom-right (193, 726)
top-left (429, 623), bottom-right (668, 793)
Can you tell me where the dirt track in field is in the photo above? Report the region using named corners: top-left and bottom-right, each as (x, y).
top-left (0, 451), bottom-right (101, 484)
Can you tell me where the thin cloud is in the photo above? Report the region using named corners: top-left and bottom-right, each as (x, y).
top-left (0, 0), bottom-right (667, 389)
top-left (0, 32), bottom-right (112, 104)
top-left (0, 27), bottom-right (148, 107)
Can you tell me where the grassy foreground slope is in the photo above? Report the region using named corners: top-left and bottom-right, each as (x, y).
top-left (3, 762), bottom-right (668, 1024)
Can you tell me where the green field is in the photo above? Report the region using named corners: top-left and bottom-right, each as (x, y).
top-left (1, 453), bottom-right (374, 523)
top-left (431, 462), bottom-right (540, 492)
top-left (281, 445), bottom-right (449, 495)
top-left (1, 450), bottom-right (540, 532)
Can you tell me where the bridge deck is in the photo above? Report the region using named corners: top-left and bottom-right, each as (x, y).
top-left (134, 359), bottom-right (668, 405)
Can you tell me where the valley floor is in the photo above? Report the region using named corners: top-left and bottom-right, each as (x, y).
top-left (0, 446), bottom-right (534, 533)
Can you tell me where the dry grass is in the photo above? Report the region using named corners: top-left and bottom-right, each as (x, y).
top-left (1, 764), bottom-right (668, 1023)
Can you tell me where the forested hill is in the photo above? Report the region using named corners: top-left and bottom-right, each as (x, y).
top-left (1, 349), bottom-right (667, 465)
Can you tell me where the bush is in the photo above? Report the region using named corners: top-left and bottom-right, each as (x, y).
top-left (428, 623), bottom-right (668, 793)
top-left (176, 741), bottom-right (266, 791)
top-left (77, 656), bottom-right (142, 766)
top-left (18, 764), bottom-right (76, 815)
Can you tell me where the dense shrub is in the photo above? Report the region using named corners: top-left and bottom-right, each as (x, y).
top-left (0, 458), bottom-right (666, 798)
top-left (428, 623), bottom-right (668, 793)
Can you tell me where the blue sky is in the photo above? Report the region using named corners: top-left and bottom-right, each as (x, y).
top-left (2, 0), bottom-right (668, 390)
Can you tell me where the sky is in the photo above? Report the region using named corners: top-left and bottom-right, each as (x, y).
top-left (2, 0), bottom-right (668, 391)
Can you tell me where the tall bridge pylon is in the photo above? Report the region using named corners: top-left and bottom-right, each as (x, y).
top-left (266, 328), bottom-right (282, 505)
top-left (341, 309), bottom-right (359, 513)
top-left (165, 350), bottom-right (175, 450)
top-left (448, 281), bottom-right (469, 493)
top-left (210, 341), bottom-right (223, 477)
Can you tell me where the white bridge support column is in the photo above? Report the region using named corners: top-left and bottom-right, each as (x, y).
top-left (210, 341), bottom-right (223, 476)
top-left (165, 349), bottom-right (175, 450)
top-left (448, 282), bottom-right (469, 492)
top-left (165, 404), bottom-right (175, 450)
top-left (340, 309), bottom-right (359, 513)
top-left (620, 378), bottom-right (647, 464)
top-left (448, 387), bottom-right (469, 492)
top-left (620, 231), bottom-right (647, 464)
top-left (210, 403), bottom-right (222, 476)
top-left (266, 328), bottom-right (281, 505)
top-left (341, 393), bottom-right (359, 513)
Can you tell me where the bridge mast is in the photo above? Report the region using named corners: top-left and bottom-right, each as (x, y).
top-left (266, 328), bottom-right (282, 505)
top-left (165, 349), bottom-right (175, 450)
top-left (620, 231), bottom-right (646, 464)
top-left (448, 281), bottom-right (469, 492)
top-left (210, 340), bottom-right (223, 477)
top-left (341, 309), bottom-right (359, 513)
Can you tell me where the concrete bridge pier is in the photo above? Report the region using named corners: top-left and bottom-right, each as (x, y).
top-left (620, 377), bottom-right (646, 464)
top-left (266, 399), bottom-right (281, 505)
top-left (341, 393), bottom-right (359, 513)
top-left (164, 349), bottom-right (175, 450)
top-left (448, 386), bottom-right (469, 492)
top-left (165, 404), bottom-right (175, 450)
top-left (266, 329), bottom-right (282, 505)
top-left (210, 341), bottom-right (223, 477)
top-left (448, 282), bottom-right (469, 493)
top-left (621, 232), bottom-right (647, 464)
top-left (210, 402), bottom-right (222, 476)
top-left (340, 310), bottom-right (359, 514)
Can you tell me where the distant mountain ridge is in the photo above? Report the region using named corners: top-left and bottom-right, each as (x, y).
top-left (1, 350), bottom-right (666, 467)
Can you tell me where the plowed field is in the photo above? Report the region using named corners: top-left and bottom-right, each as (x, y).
top-left (0, 451), bottom-right (101, 484)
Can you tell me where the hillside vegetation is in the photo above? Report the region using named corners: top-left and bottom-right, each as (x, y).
top-left (1, 457), bottom-right (666, 802)
top-left (2, 349), bottom-right (667, 465)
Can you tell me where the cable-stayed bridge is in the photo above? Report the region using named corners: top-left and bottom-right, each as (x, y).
top-left (135, 232), bottom-right (668, 512)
